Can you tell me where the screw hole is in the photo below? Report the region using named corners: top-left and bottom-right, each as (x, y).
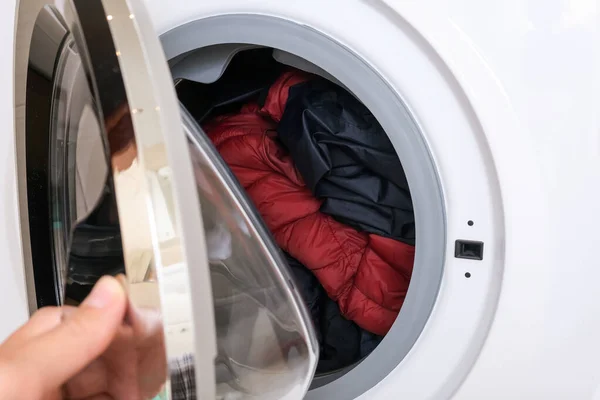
top-left (467, 220), bottom-right (474, 226)
top-left (465, 272), bottom-right (472, 278)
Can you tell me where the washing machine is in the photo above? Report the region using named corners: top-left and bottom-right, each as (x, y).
top-left (1, 0), bottom-right (599, 398)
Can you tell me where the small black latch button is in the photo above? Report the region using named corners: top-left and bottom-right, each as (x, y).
top-left (455, 240), bottom-right (484, 260)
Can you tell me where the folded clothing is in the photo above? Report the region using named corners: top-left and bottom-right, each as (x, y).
top-left (203, 99), bottom-right (414, 336)
top-left (263, 72), bottom-right (415, 245)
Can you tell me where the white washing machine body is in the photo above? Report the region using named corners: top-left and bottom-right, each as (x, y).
top-left (1, 0), bottom-right (598, 399)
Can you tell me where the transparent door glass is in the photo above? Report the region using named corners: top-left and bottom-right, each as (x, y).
top-left (181, 109), bottom-right (318, 399)
top-left (49, 34), bottom-right (115, 302)
top-left (46, 1), bottom-right (317, 397)
top-left (48, 32), bottom-right (317, 400)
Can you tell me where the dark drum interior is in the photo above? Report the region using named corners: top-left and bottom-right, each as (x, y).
top-left (174, 47), bottom-right (416, 380)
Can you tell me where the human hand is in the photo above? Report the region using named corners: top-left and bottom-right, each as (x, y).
top-left (104, 103), bottom-right (137, 173)
top-left (0, 276), bottom-right (167, 400)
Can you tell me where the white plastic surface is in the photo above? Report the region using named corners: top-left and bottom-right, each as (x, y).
top-left (0, 0), bottom-right (29, 341)
top-left (1, 0), bottom-right (598, 398)
top-left (115, 0), bottom-right (600, 398)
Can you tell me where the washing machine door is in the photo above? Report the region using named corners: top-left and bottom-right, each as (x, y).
top-left (35, 0), bottom-right (318, 398)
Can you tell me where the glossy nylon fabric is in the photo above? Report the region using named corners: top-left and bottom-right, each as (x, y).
top-left (274, 77), bottom-right (415, 245)
top-left (285, 253), bottom-right (382, 373)
top-left (203, 74), bottom-right (415, 335)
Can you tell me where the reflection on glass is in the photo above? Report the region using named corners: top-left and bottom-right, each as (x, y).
top-left (49, 35), bottom-right (121, 303)
top-left (49, 31), bottom-right (171, 397)
top-left (183, 110), bottom-right (318, 399)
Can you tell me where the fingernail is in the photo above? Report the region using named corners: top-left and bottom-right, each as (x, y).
top-left (83, 276), bottom-right (120, 309)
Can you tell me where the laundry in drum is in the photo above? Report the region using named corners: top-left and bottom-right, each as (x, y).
top-left (177, 49), bottom-right (416, 375)
top-left (276, 74), bottom-right (415, 246)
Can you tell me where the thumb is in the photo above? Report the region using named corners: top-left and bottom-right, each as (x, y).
top-left (24, 276), bottom-right (127, 392)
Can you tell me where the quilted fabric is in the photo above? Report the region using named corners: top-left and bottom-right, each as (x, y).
top-left (202, 72), bottom-right (414, 336)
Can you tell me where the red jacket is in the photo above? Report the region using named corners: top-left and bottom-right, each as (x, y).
top-left (203, 71), bottom-right (415, 335)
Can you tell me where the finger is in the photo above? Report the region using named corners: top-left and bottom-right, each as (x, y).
top-left (63, 358), bottom-right (108, 399)
top-left (106, 104), bottom-right (135, 157)
top-left (79, 394), bottom-right (114, 400)
top-left (104, 102), bottom-right (129, 132)
top-left (128, 305), bottom-right (164, 338)
top-left (4, 307), bottom-right (63, 346)
top-left (114, 274), bottom-right (163, 339)
top-left (19, 276), bottom-right (127, 393)
top-left (22, 307), bottom-right (63, 336)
